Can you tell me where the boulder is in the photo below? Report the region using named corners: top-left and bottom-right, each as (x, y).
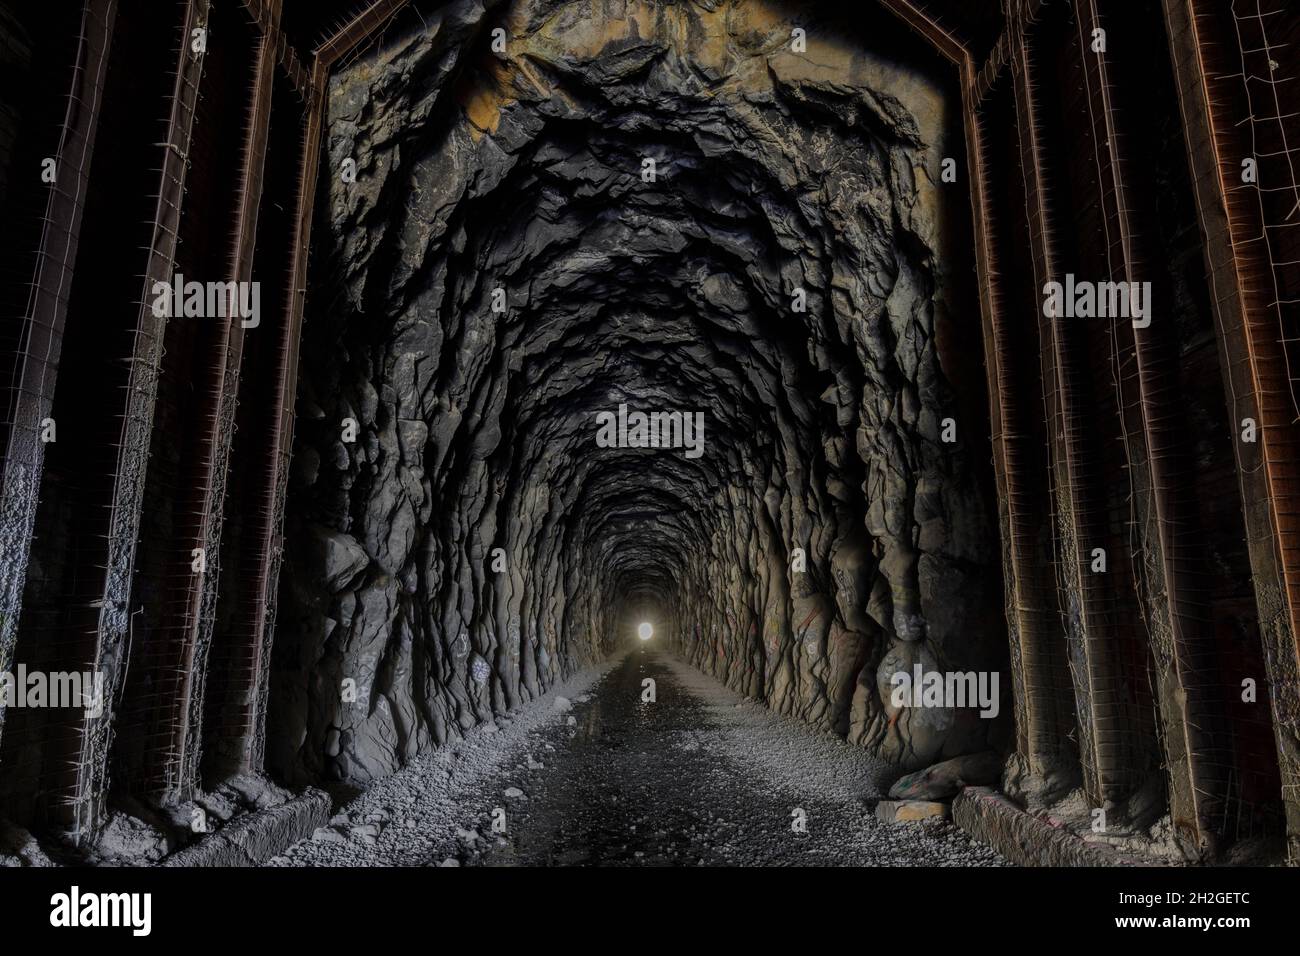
top-left (888, 751), bottom-right (1002, 800)
top-left (308, 524), bottom-right (370, 593)
top-left (876, 800), bottom-right (950, 823)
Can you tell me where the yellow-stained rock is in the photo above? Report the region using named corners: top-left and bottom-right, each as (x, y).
top-left (876, 799), bottom-right (951, 824)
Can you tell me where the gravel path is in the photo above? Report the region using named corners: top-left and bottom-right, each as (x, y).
top-left (269, 649), bottom-right (1006, 866)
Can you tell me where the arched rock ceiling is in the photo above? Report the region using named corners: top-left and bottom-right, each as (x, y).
top-left (272, 0), bottom-right (1004, 784)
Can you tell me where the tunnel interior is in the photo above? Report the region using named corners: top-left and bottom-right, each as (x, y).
top-left (268, 0), bottom-right (1008, 789)
top-left (0, 0), bottom-right (1298, 869)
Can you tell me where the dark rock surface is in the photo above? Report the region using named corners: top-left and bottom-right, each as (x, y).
top-left (888, 750), bottom-right (1002, 800)
top-left (271, 0), bottom-right (1006, 787)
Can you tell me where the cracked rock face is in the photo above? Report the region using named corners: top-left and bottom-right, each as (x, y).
top-left (270, 0), bottom-right (1006, 784)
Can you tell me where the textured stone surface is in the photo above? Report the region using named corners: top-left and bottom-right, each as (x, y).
top-left (272, 0), bottom-right (1004, 787)
top-left (876, 799), bottom-right (950, 823)
top-left (0, 818), bottom-right (54, 867)
top-left (163, 788), bottom-right (330, 868)
top-left (952, 787), bottom-right (1150, 867)
top-left (888, 751), bottom-right (1002, 800)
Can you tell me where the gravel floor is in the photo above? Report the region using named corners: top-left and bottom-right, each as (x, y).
top-left (269, 649), bottom-right (1007, 867)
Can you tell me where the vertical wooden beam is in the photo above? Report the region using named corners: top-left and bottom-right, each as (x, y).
top-left (217, 0), bottom-right (418, 777)
top-left (1163, 0), bottom-right (1300, 860)
top-left (313, 0), bottom-right (414, 66)
top-left (1070, 0), bottom-right (1213, 857)
top-left (891, 0), bottom-right (1075, 789)
top-left (1010, 28), bottom-right (1130, 807)
top-left (242, 0), bottom-right (311, 97)
top-left (0, 0), bottom-right (117, 744)
top-left (71, 0), bottom-right (209, 838)
top-left (221, 62), bottom-right (324, 775)
top-left (162, 5), bottom-right (282, 801)
top-left (963, 75), bottom-right (1063, 775)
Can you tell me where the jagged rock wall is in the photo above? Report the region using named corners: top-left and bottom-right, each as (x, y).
top-left (270, 0), bottom-right (1006, 785)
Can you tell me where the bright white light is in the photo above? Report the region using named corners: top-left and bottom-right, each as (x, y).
top-left (637, 621), bottom-right (653, 641)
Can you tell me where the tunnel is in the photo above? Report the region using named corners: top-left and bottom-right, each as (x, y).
top-left (0, 0), bottom-right (1299, 891)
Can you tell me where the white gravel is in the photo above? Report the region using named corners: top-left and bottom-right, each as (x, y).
top-left (659, 655), bottom-right (893, 801)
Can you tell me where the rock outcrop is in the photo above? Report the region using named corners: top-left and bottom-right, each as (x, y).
top-left (270, 0), bottom-right (1006, 784)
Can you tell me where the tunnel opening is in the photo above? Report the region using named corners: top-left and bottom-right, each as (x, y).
top-left (0, 0), bottom-right (1296, 871)
top-left (266, 0), bottom-right (1009, 795)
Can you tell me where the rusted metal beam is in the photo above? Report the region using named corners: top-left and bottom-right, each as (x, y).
top-left (1011, 26), bottom-right (1137, 808)
top-left (1162, 0), bottom-right (1300, 861)
top-left (241, 0), bottom-right (314, 101)
top-left (963, 75), bottom-right (1073, 781)
top-left (973, 0), bottom-right (1048, 107)
top-left (209, 0), bottom-right (440, 780)
top-left (870, 0), bottom-right (1086, 795)
top-left (0, 0), bottom-right (118, 744)
top-left (875, 0), bottom-right (969, 65)
top-left (962, 87), bottom-right (1033, 763)
top-left (1069, 0), bottom-right (1212, 857)
top-left (315, 0), bottom-right (412, 67)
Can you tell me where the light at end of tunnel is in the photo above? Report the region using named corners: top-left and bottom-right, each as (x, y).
top-left (638, 622), bottom-right (653, 641)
